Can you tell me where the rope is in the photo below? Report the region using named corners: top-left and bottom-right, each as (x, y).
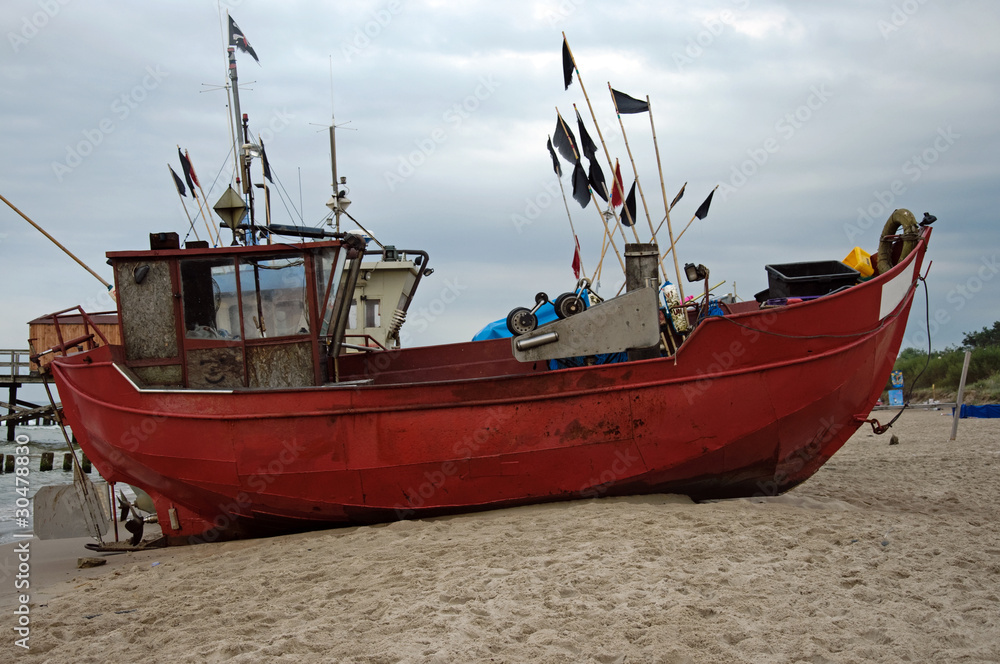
top-left (858, 275), bottom-right (931, 434)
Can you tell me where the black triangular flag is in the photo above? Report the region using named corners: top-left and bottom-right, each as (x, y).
top-left (622, 181), bottom-right (637, 226)
top-left (546, 137), bottom-right (562, 178)
top-left (178, 147), bottom-right (195, 194)
top-left (552, 112), bottom-right (579, 165)
top-left (260, 139), bottom-right (273, 183)
top-left (611, 88), bottom-right (649, 114)
top-left (670, 182), bottom-right (687, 211)
top-left (575, 109), bottom-right (598, 161)
top-left (571, 161), bottom-right (590, 208)
top-left (228, 15), bottom-right (260, 64)
top-left (562, 38), bottom-right (574, 90)
top-left (169, 165), bottom-right (187, 197)
top-left (589, 159), bottom-right (607, 203)
top-left (695, 188), bottom-right (716, 220)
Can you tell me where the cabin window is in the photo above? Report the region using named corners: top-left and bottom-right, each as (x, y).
top-left (238, 256), bottom-right (310, 339)
top-left (314, 246), bottom-right (348, 338)
top-left (348, 300), bottom-right (358, 330)
top-left (365, 299), bottom-right (381, 328)
top-left (180, 259), bottom-right (239, 339)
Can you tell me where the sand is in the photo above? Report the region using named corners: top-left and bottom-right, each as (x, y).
top-left (2, 409), bottom-right (998, 663)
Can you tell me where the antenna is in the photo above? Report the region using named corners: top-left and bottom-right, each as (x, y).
top-left (325, 55), bottom-right (352, 233)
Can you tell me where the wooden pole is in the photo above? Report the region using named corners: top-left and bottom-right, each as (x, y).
top-left (557, 109), bottom-right (625, 276)
top-left (646, 95), bottom-right (685, 299)
top-left (548, 137), bottom-right (587, 281)
top-left (181, 147), bottom-right (221, 245)
top-left (0, 192), bottom-right (111, 289)
top-left (562, 35), bottom-right (632, 252)
top-left (607, 85), bottom-right (649, 246)
top-left (660, 186), bottom-right (718, 265)
top-left (571, 104), bottom-right (630, 250)
top-left (950, 350), bottom-right (972, 441)
top-left (169, 164), bottom-right (202, 242)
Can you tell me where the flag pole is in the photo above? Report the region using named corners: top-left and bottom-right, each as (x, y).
top-left (548, 135), bottom-right (586, 280)
top-left (595, 227), bottom-right (608, 283)
top-left (654, 182), bottom-right (686, 237)
top-left (556, 108), bottom-right (625, 277)
top-left (0, 193), bottom-right (111, 290)
top-left (562, 34), bottom-right (634, 250)
top-left (661, 186), bottom-right (718, 264)
top-left (180, 146), bottom-right (220, 245)
top-left (646, 95), bottom-right (685, 299)
top-left (606, 85), bottom-right (650, 246)
top-left (168, 164), bottom-right (202, 243)
top-left (186, 149), bottom-right (223, 245)
top-left (572, 105), bottom-right (630, 251)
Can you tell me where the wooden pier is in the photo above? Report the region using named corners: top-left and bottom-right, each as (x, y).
top-left (1, 348), bottom-right (58, 441)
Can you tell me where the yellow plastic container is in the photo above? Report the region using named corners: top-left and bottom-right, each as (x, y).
top-left (842, 246), bottom-right (874, 278)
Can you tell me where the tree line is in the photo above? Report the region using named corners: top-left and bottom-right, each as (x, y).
top-left (892, 321), bottom-right (1000, 395)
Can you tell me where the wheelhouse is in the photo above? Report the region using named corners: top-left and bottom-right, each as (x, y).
top-left (109, 232), bottom-right (366, 389)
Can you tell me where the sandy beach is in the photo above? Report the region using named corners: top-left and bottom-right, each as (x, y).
top-left (3, 408), bottom-right (998, 663)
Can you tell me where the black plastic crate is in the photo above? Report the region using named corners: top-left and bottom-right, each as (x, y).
top-left (764, 260), bottom-right (859, 298)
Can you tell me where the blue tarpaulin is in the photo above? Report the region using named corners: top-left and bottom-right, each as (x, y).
top-left (954, 404), bottom-right (1000, 418)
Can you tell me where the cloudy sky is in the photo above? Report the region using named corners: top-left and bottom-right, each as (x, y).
top-left (2, 0), bottom-right (998, 364)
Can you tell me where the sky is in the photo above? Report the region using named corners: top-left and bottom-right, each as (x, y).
top-left (2, 0), bottom-right (999, 367)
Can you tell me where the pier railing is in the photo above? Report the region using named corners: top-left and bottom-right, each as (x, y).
top-left (0, 349), bottom-right (33, 382)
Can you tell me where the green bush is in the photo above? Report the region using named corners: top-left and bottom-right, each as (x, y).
top-left (889, 322), bottom-right (1000, 399)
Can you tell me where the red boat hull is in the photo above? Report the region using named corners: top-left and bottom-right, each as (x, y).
top-left (52, 231), bottom-right (929, 541)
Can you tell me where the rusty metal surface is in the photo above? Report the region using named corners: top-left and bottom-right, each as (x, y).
top-left (247, 341), bottom-right (313, 388)
top-left (133, 364), bottom-right (184, 387)
top-left (186, 347), bottom-right (245, 389)
top-left (512, 287), bottom-right (660, 362)
top-left (115, 260), bottom-right (178, 362)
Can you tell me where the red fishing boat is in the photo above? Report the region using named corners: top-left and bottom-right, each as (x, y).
top-left (39, 209), bottom-right (931, 544)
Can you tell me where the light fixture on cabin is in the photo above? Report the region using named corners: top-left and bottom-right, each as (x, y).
top-left (133, 264), bottom-right (150, 284)
top-left (684, 263), bottom-right (708, 282)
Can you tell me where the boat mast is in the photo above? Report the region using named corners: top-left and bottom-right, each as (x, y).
top-left (227, 46), bottom-right (254, 239)
top-left (329, 124), bottom-right (340, 233)
top-left (326, 59), bottom-right (350, 234)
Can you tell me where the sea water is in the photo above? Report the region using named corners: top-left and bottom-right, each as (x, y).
top-left (0, 425), bottom-right (117, 545)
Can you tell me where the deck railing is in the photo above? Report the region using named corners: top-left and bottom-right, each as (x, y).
top-left (0, 349), bottom-right (32, 380)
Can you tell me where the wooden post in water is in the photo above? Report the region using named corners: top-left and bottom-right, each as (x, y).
top-left (63, 453), bottom-right (73, 471)
top-left (5, 383), bottom-right (17, 442)
top-left (40, 452), bottom-right (54, 471)
top-left (950, 350), bottom-right (972, 441)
